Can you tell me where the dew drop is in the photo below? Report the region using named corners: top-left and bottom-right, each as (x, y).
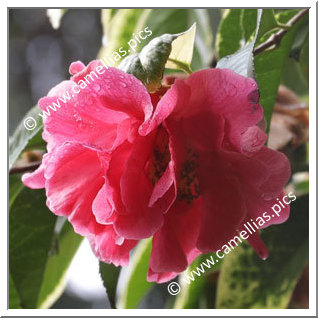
top-left (115, 236), bottom-right (125, 246)
top-left (94, 84), bottom-right (101, 91)
top-left (74, 112), bottom-right (82, 123)
top-left (227, 84), bottom-right (237, 97)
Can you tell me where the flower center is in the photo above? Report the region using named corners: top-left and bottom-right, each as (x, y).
top-left (148, 127), bottom-right (170, 184)
top-left (148, 128), bottom-right (201, 204)
top-left (177, 148), bottom-right (200, 203)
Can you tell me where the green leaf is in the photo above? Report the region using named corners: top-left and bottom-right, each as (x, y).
top-left (117, 239), bottom-right (154, 309)
top-left (254, 10), bottom-right (305, 131)
top-left (216, 42), bottom-right (255, 78)
top-left (289, 13), bottom-right (308, 60)
top-left (216, 10), bottom-right (261, 77)
top-left (134, 9), bottom-right (212, 71)
top-left (165, 23), bottom-right (196, 73)
top-left (174, 252), bottom-right (223, 309)
top-left (217, 8), bottom-right (277, 58)
top-left (281, 54), bottom-right (308, 96)
top-left (9, 104), bottom-right (44, 169)
top-left (9, 188), bottom-right (57, 308)
top-left (216, 9), bottom-right (243, 59)
top-left (256, 9), bottom-right (278, 43)
top-left (241, 9), bottom-right (258, 42)
top-left (9, 177), bottom-right (82, 309)
top-left (119, 25), bottom-right (196, 92)
top-left (216, 195), bottom-right (309, 309)
top-left (9, 174), bottom-right (24, 209)
top-left (299, 35), bottom-right (309, 84)
top-left (9, 274), bottom-right (21, 309)
top-left (99, 262), bottom-right (121, 309)
top-left (37, 220), bottom-right (83, 308)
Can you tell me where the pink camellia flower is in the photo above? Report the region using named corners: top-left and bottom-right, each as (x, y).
top-left (22, 60), bottom-right (291, 283)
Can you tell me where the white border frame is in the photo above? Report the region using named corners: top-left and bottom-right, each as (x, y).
top-left (2, 1), bottom-right (316, 316)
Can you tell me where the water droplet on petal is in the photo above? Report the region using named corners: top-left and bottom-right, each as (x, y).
top-left (74, 112), bottom-right (82, 125)
top-left (115, 236), bottom-right (125, 246)
top-left (94, 84), bottom-right (101, 91)
top-left (227, 84), bottom-right (237, 97)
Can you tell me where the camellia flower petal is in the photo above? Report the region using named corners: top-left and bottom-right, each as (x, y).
top-left (23, 61), bottom-right (291, 283)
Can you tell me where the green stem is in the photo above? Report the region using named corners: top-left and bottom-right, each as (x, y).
top-left (167, 58), bottom-right (193, 74)
top-left (276, 22), bottom-right (291, 30)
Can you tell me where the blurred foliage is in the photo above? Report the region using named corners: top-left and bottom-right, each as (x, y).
top-left (9, 9), bottom-right (102, 135)
top-left (99, 9), bottom-right (213, 71)
top-left (98, 9), bottom-right (144, 62)
top-left (216, 195), bottom-right (309, 309)
top-left (173, 252), bottom-right (223, 309)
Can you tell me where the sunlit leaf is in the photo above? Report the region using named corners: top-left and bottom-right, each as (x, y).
top-left (117, 239), bottom-right (154, 309)
top-left (9, 105), bottom-right (44, 169)
top-left (216, 10), bottom-right (262, 77)
top-left (165, 23), bottom-right (196, 72)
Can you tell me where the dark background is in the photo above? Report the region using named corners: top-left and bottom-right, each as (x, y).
top-left (9, 9), bottom-right (102, 135)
